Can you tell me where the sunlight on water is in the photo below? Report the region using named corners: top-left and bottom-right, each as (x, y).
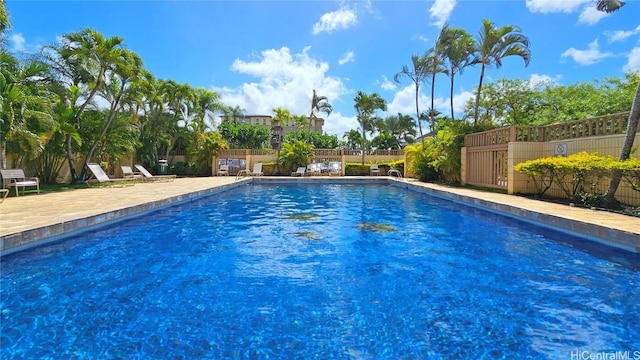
top-left (1, 184), bottom-right (639, 359)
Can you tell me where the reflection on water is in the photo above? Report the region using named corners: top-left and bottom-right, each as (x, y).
top-left (1, 184), bottom-right (638, 359)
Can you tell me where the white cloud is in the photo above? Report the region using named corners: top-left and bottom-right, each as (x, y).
top-left (312, 7), bottom-right (358, 35)
top-left (338, 51), bottom-right (355, 65)
top-left (605, 25), bottom-right (640, 43)
top-left (623, 47), bottom-right (640, 73)
top-left (10, 33), bottom-right (26, 52)
top-left (428, 0), bottom-right (456, 27)
top-left (380, 76), bottom-right (396, 91)
top-left (324, 112), bottom-right (359, 138)
top-left (561, 39), bottom-right (613, 66)
top-left (386, 84), bottom-right (429, 119)
top-left (525, 0), bottom-right (590, 13)
top-left (450, 90), bottom-right (474, 115)
top-left (214, 46), bottom-right (350, 136)
top-left (577, 5), bottom-right (608, 25)
top-left (529, 73), bottom-right (561, 87)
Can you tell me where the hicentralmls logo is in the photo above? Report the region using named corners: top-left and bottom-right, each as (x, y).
top-left (570, 350), bottom-right (640, 360)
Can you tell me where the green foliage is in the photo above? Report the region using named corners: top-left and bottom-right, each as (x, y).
top-left (218, 121), bottom-right (270, 149)
top-left (466, 73), bottom-right (638, 126)
top-left (278, 140), bottom-right (313, 174)
top-left (285, 130), bottom-right (339, 149)
top-left (171, 161), bottom-right (196, 176)
top-left (404, 120), bottom-right (487, 183)
top-left (187, 131), bottom-right (228, 174)
top-left (514, 152), bottom-right (637, 205)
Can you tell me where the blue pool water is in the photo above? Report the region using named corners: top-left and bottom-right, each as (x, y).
top-left (1, 184), bottom-right (639, 359)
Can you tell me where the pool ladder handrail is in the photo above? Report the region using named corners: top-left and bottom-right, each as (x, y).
top-left (388, 169), bottom-right (403, 179)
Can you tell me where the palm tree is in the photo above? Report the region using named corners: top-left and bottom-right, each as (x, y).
top-left (394, 54), bottom-right (432, 139)
top-left (308, 89), bottom-right (332, 142)
top-left (342, 129), bottom-right (362, 150)
top-left (0, 52), bottom-right (56, 169)
top-left (54, 28), bottom-right (127, 183)
top-left (353, 91), bottom-right (387, 164)
top-left (439, 25), bottom-right (476, 121)
top-left (596, 0), bottom-right (625, 12)
top-left (595, 0), bottom-right (638, 204)
top-left (0, 0), bottom-right (11, 36)
top-left (425, 45), bottom-right (448, 134)
top-left (272, 106), bottom-right (291, 173)
top-left (472, 19), bottom-right (531, 125)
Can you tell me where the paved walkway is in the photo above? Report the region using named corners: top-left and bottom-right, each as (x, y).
top-left (1, 177), bottom-right (639, 255)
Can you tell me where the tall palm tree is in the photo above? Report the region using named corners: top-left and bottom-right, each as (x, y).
top-left (353, 91), bottom-right (387, 164)
top-left (394, 53), bottom-right (431, 139)
top-left (425, 46), bottom-right (447, 134)
top-left (80, 49), bottom-right (144, 180)
top-left (439, 25), bottom-right (476, 121)
top-left (472, 19), bottom-right (531, 125)
top-left (595, 0), bottom-right (638, 204)
top-left (308, 89), bottom-right (332, 142)
top-left (272, 106), bottom-right (291, 173)
top-left (55, 28), bottom-right (126, 182)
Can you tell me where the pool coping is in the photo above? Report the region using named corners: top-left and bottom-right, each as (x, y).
top-left (1, 176), bottom-right (639, 256)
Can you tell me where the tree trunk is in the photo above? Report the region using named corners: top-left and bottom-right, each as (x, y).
top-left (80, 88), bottom-right (124, 180)
top-left (430, 72), bottom-right (436, 134)
top-left (603, 82), bottom-right (640, 204)
top-left (65, 134), bottom-right (81, 183)
top-left (474, 64), bottom-right (487, 125)
top-left (415, 83), bottom-right (423, 139)
top-left (0, 139), bottom-right (6, 169)
top-left (449, 72), bottom-right (456, 121)
top-left (361, 121), bottom-right (367, 165)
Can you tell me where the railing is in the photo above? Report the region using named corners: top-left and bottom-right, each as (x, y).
top-left (464, 112), bottom-right (631, 147)
top-left (218, 149), bottom-right (405, 157)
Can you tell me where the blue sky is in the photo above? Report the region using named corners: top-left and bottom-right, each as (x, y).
top-left (5, 0), bottom-right (640, 136)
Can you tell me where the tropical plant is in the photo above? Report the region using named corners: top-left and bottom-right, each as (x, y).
top-left (272, 107), bottom-right (291, 173)
top-left (188, 130), bottom-right (228, 175)
top-left (278, 140), bottom-right (313, 174)
top-left (439, 25), bottom-right (476, 121)
top-left (393, 54), bottom-right (430, 137)
top-left (308, 89), bottom-right (332, 143)
top-left (0, 52), bottom-right (56, 169)
top-left (472, 19), bottom-right (531, 125)
top-left (594, 0), bottom-right (638, 204)
top-left (353, 91), bottom-right (386, 164)
top-left (342, 129), bottom-right (362, 150)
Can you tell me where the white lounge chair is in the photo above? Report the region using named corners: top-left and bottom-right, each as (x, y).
top-left (135, 164), bottom-right (176, 182)
top-left (86, 163), bottom-right (135, 186)
top-left (329, 161), bottom-right (342, 176)
top-left (121, 165), bottom-right (143, 180)
top-left (292, 166), bottom-right (306, 177)
top-left (249, 163), bottom-right (263, 176)
top-left (218, 164), bottom-right (229, 176)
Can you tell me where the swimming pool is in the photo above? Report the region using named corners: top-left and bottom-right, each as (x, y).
top-left (1, 183), bottom-right (639, 359)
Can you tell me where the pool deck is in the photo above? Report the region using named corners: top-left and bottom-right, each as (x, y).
top-left (1, 176), bottom-right (639, 256)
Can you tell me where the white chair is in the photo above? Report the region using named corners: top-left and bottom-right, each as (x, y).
top-left (121, 165), bottom-right (143, 180)
top-left (250, 163), bottom-right (263, 176)
top-left (135, 164), bottom-right (176, 181)
top-left (292, 167), bottom-right (306, 177)
top-left (218, 164), bottom-right (229, 176)
top-left (86, 163), bottom-right (135, 186)
top-left (370, 164), bottom-right (380, 176)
